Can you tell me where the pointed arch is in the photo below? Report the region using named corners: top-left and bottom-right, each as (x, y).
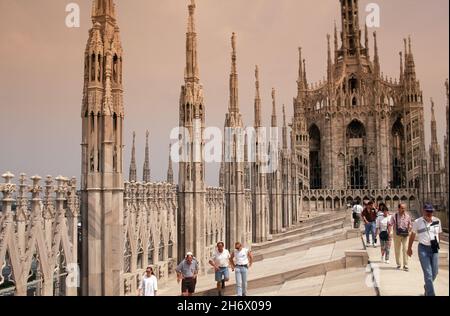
top-left (0, 249), bottom-right (17, 296)
top-left (346, 120), bottom-right (367, 189)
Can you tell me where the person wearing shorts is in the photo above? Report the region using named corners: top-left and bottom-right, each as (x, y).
top-left (176, 252), bottom-right (199, 296)
top-left (208, 241), bottom-right (230, 296)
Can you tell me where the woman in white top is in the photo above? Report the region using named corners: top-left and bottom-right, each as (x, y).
top-left (139, 266), bottom-right (158, 296)
top-left (376, 204), bottom-right (392, 264)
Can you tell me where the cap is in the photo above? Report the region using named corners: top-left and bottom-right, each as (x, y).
top-left (186, 252), bottom-right (193, 257)
top-left (423, 203), bottom-right (435, 212)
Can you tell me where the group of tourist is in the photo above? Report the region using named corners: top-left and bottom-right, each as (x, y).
top-left (174, 241), bottom-right (253, 297)
top-left (136, 200), bottom-right (443, 297)
top-left (352, 200), bottom-right (443, 296)
top-left (137, 241), bottom-right (253, 297)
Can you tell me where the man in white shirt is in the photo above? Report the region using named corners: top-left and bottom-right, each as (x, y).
top-left (138, 266), bottom-right (158, 296)
top-left (352, 199), bottom-right (363, 228)
top-left (407, 203), bottom-right (442, 296)
top-left (229, 242), bottom-right (253, 297)
top-left (208, 241), bottom-right (230, 296)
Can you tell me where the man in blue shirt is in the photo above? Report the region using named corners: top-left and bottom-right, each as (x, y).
top-left (176, 252), bottom-right (199, 296)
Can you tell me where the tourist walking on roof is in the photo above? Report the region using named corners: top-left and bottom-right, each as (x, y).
top-left (138, 266), bottom-right (158, 296)
top-left (376, 202), bottom-right (384, 219)
top-left (230, 242), bottom-right (253, 297)
top-left (362, 200), bottom-right (378, 247)
top-left (208, 241), bottom-right (231, 296)
top-left (176, 252), bottom-right (199, 296)
top-left (352, 200), bottom-right (363, 229)
top-left (408, 203), bottom-right (442, 296)
top-left (376, 204), bottom-right (392, 264)
top-left (390, 203), bottom-right (412, 271)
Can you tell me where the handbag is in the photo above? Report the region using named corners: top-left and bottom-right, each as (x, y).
top-left (424, 219), bottom-right (440, 254)
top-left (395, 214), bottom-right (409, 237)
top-left (379, 230), bottom-right (389, 241)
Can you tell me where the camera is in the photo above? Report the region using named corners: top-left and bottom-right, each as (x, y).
top-left (430, 237), bottom-right (440, 254)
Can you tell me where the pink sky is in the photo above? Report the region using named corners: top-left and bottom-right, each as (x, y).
top-left (0, 0), bottom-right (448, 185)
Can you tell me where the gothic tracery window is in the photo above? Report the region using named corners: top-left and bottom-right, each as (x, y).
top-left (113, 54), bottom-right (118, 83)
top-left (309, 124), bottom-right (322, 189)
top-left (97, 54), bottom-right (102, 82)
top-left (168, 240), bottom-right (174, 259)
top-left (349, 77), bottom-right (358, 92)
top-left (346, 120), bottom-right (367, 189)
top-left (349, 157), bottom-right (366, 189)
top-left (392, 118), bottom-right (406, 188)
top-left (90, 54), bottom-right (95, 81)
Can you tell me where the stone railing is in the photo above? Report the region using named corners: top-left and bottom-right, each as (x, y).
top-left (300, 188), bottom-right (420, 214)
top-left (205, 187), bottom-right (225, 244)
top-left (0, 172), bottom-right (79, 296)
top-left (204, 187), bottom-right (225, 268)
